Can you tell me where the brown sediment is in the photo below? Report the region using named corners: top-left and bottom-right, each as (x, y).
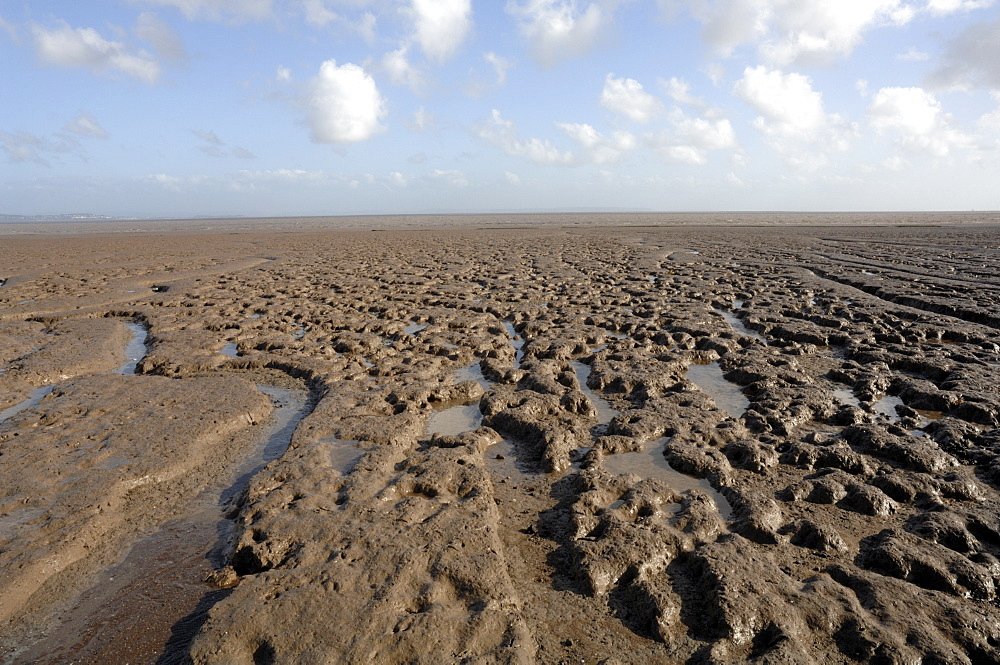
top-left (0, 216), bottom-right (999, 663)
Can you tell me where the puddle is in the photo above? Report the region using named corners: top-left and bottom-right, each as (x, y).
top-left (832, 387), bottom-right (861, 409)
top-left (0, 385), bottom-right (56, 424)
top-left (14, 385), bottom-right (311, 665)
top-left (320, 437), bottom-right (364, 474)
top-left (293, 328), bottom-right (306, 340)
top-left (220, 342), bottom-right (240, 358)
top-left (504, 321), bottom-right (525, 368)
top-left (403, 323), bottom-right (427, 336)
top-left (872, 394), bottom-right (904, 422)
top-left (425, 362), bottom-right (495, 437)
top-left (453, 362), bottom-right (492, 390)
top-left (114, 322), bottom-right (149, 375)
top-left (685, 362), bottom-right (749, 419)
top-left (427, 403), bottom-right (483, 437)
top-left (602, 437), bottom-right (733, 521)
top-left (249, 313), bottom-right (262, 319)
top-left (570, 361), bottom-right (618, 425)
top-left (716, 308), bottom-right (766, 344)
top-left (486, 438), bottom-right (532, 480)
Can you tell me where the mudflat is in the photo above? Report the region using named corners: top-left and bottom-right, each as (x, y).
top-left (2, 215), bottom-right (1000, 663)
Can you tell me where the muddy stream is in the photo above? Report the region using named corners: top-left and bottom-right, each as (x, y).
top-left (13, 367), bottom-right (311, 665)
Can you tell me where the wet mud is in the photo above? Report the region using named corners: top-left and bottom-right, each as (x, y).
top-left (1, 219), bottom-right (1000, 663)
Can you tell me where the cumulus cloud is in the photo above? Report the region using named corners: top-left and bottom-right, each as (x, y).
top-left (506, 0), bottom-right (612, 67)
top-left (138, 0), bottom-right (273, 22)
top-left (430, 169), bottom-right (469, 186)
top-left (647, 110), bottom-right (737, 165)
top-left (302, 0), bottom-right (338, 27)
top-left (382, 45), bottom-right (425, 92)
top-left (927, 15), bottom-right (1000, 91)
top-left (600, 74), bottom-right (663, 123)
top-left (32, 22), bottom-right (161, 83)
top-left (673, 0), bottom-right (912, 66)
top-left (135, 12), bottom-right (187, 63)
top-left (485, 52), bottom-right (513, 85)
top-left (475, 109), bottom-right (574, 165)
top-left (868, 86), bottom-right (970, 157)
top-left (412, 0), bottom-right (472, 63)
top-left (556, 122), bottom-right (635, 163)
top-left (661, 76), bottom-right (702, 107)
top-left (303, 60), bottom-right (387, 144)
top-left (734, 65), bottom-right (854, 170)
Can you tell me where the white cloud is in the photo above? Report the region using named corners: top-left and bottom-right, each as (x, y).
top-left (647, 109), bottom-right (737, 165)
top-left (506, 0), bottom-right (611, 67)
top-left (926, 0), bottom-right (995, 14)
top-left (1, 113), bottom-right (109, 165)
top-left (64, 113), bottom-right (109, 139)
top-left (190, 130), bottom-right (254, 158)
top-left (725, 171), bottom-right (747, 187)
top-left (138, 0), bottom-right (273, 22)
top-left (734, 65), bottom-right (825, 133)
top-left (675, 0), bottom-right (913, 66)
top-left (0, 131), bottom-right (59, 165)
top-left (356, 12), bottom-right (377, 44)
top-left (672, 112), bottom-right (737, 151)
top-left (484, 52), bottom-right (513, 85)
top-left (556, 122), bottom-right (635, 163)
top-left (303, 0), bottom-right (338, 26)
top-left (135, 12), bottom-right (187, 63)
top-left (303, 60), bottom-right (387, 143)
top-left (412, 0), bottom-right (472, 63)
top-left (0, 15), bottom-right (17, 40)
top-left (504, 170), bottom-right (522, 185)
top-left (405, 106), bottom-right (434, 132)
top-left (475, 109), bottom-right (574, 165)
top-left (382, 45), bottom-right (425, 92)
top-left (32, 22), bottom-right (161, 83)
top-left (661, 76), bottom-right (702, 106)
top-left (276, 66), bottom-right (292, 81)
top-left (431, 169), bottom-right (469, 187)
top-left (896, 47), bottom-right (929, 62)
top-left (927, 15), bottom-right (1000, 91)
top-left (600, 74), bottom-right (663, 123)
top-left (734, 65), bottom-right (854, 170)
top-left (868, 86), bottom-right (970, 157)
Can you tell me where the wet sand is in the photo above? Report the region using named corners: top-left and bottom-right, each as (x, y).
top-left (2, 215), bottom-right (1000, 663)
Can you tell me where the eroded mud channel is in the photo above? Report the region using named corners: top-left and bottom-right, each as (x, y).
top-left (2, 220), bottom-right (1000, 663)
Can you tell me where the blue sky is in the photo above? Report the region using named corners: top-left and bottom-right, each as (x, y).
top-left (2, 0), bottom-right (999, 217)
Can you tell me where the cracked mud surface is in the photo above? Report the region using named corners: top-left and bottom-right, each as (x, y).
top-left (2, 218), bottom-right (1000, 664)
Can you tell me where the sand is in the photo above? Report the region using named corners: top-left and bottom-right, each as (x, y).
top-left (1, 215), bottom-right (999, 663)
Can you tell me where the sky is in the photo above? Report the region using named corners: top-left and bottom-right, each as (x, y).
top-left (1, 0), bottom-right (999, 218)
